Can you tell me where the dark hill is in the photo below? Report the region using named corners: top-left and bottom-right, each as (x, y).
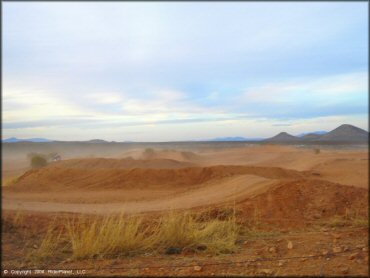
top-left (318, 124), bottom-right (368, 142)
top-left (264, 132), bottom-right (300, 142)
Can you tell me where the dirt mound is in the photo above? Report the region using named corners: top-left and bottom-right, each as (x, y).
top-left (50, 157), bottom-right (195, 169)
top-left (239, 179), bottom-right (368, 223)
top-left (7, 165), bottom-right (305, 192)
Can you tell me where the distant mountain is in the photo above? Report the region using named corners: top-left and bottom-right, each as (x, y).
top-left (300, 133), bottom-right (323, 141)
top-left (210, 136), bottom-right (263, 142)
top-left (266, 124), bottom-right (368, 143)
top-left (86, 139), bottom-right (108, 143)
top-left (264, 132), bottom-right (300, 142)
top-left (297, 131), bottom-right (328, 137)
top-left (2, 137), bottom-right (53, 143)
top-left (317, 124), bottom-right (368, 142)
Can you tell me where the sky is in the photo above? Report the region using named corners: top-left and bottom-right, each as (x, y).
top-left (3, 2), bottom-right (368, 141)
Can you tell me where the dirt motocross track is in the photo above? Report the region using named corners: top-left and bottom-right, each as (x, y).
top-left (2, 145), bottom-right (368, 216)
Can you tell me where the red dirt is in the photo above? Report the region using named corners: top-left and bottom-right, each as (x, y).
top-left (6, 164), bottom-right (306, 192)
top-left (2, 145), bottom-right (368, 276)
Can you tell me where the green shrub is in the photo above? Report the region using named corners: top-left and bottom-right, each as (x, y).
top-left (31, 155), bottom-right (48, 168)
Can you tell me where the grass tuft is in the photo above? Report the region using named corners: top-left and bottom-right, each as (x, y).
top-left (61, 210), bottom-right (240, 259)
top-left (66, 214), bottom-right (154, 259)
top-left (156, 211), bottom-right (239, 254)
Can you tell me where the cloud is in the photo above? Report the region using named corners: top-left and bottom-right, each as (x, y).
top-left (272, 123), bottom-right (292, 127)
top-left (237, 71), bottom-right (368, 119)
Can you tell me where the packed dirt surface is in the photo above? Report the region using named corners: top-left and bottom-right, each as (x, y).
top-left (3, 175), bottom-right (276, 214)
top-left (2, 143), bottom-right (368, 276)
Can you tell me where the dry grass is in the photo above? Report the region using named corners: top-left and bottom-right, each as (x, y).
top-left (28, 224), bottom-right (64, 264)
top-left (12, 210), bottom-right (25, 227)
top-left (36, 210), bottom-right (241, 260)
top-left (3, 177), bottom-right (19, 187)
top-left (325, 209), bottom-right (368, 228)
top-left (66, 214), bottom-right (155, 259)
top-left (156, 211), bottom-right (239, 254)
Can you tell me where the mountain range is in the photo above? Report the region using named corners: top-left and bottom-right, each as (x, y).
top-left (2, 137), bottom-right (53, 143)
top-left (2, 124), bottom-right (368, 143)
top-left (265, 124), bottom-right (368, 143)
top-left (209, 137), bottom-right (264, 142)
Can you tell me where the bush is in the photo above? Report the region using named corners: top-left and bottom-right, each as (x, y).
top-left (30, 155), bottom-right (48, 168)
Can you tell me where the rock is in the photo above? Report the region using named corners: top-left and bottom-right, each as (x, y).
top-left (166, 247), bottom-right (181, 255)
top-left (260, 269), bottom-right (273, 275)
top-left (322, 250), bottom-right (329, 256)
top-left (278, 261), bottom-right (284, 267)
top-left (321, 228), bottom-right (329, 232)
top-left (326, 258), bottom-right (330, 261)
top-left (32, 244), bottom-right (38, 249)
top-left (313, 213), bottom-right (321, 219)
top-left (243, 240), bottom-right (248, 245)
top-left (362, 247), bottom-right (368, 252)
top-left (333, 246), bottom-right (342, 253)
top-left (268, 247), bottom-right (277, 253)
top-left (300, 258), bottom-right (307, 262)
top-left (193, 266), bottom-right (202, 272)
top-left (349, 253), bottom-right (359, 260)
top-left (355, 259), bottom-right (362, 264)
top-left (340, 266), bottom-right (349, 275)
top-left (343, 246), bottom-right (349, 252)
top-left (287, 241), bottom-right (293, 250)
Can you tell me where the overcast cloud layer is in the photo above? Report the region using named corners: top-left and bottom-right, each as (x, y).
top-left (3, 2), bottom-right (368, 141)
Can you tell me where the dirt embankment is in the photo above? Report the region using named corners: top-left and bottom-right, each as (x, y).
top-left (6, 163), bottom-right (306, 192)
top-left (239, 179), bottom-right (368, 224)
top-left (51, 157), bottom-right (196, 169)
